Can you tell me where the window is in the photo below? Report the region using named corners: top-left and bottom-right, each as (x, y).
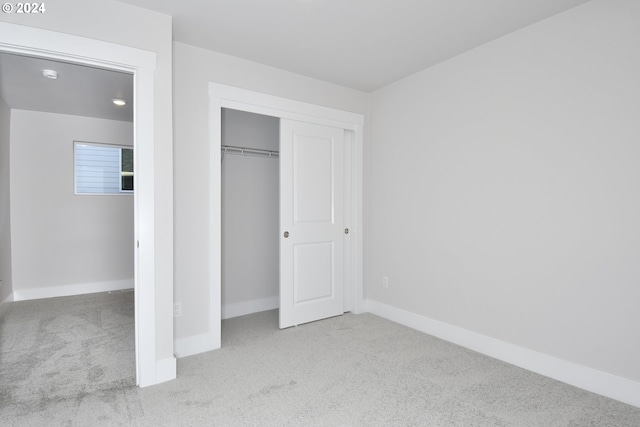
top-left (74, 142), bottom-right (134, 194)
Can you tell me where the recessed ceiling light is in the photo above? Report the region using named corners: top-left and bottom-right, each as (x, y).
top-left (42, 69), bottom-right (58, 79)
top-left (112, 99), bottom-right (127, 106)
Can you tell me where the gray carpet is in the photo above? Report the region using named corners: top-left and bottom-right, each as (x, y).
top-left (1, 293), bottom-right (640, 426)
top-left (0, 291), bottom-right (136, 418)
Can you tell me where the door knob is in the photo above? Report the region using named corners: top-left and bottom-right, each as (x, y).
top-left (283, 231), bottom-right (290, 238)
top-left (344, 228), bottom-right (349, 234)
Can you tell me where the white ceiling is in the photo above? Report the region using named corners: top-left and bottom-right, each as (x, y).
top-left (0, 0), bottom-right (591, 121)
top-left (0, 53), bottom-right (133, 122)
top-left (117, 0), bottom-right (590, 92)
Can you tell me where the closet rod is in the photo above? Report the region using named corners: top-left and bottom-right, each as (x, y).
top-left (221, 145), bottom-right (279, 159)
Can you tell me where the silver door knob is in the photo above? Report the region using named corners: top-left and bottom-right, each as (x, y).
top-left (344, 228), bottom-right (349, 234)
top-left (283, 231), bottom-right (289, 238)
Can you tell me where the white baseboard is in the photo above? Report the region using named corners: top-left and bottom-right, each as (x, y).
top-left (12, 279), bottom-right (134, 301)
top-left (174, 330), bottom-right (221, 358)
top-left (155, 357), bottom-right (177, 384)
top-left (174, 295), bottom-right (277, 358)
top-left (222, 295), bottom-right (279, 320)
top-left (365, 300), bottom-right (640, 409)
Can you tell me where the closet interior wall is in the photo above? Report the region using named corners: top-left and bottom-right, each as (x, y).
top-left (221, 108), bottom-right (280, 318)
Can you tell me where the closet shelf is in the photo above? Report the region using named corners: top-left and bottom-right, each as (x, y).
top-left (221, 145), bottom-right (279, 159)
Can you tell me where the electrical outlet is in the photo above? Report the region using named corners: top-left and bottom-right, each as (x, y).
top-left (173, 302), bottom-right (183, 317)
top-left (382, 276), bottom-right (389, 288)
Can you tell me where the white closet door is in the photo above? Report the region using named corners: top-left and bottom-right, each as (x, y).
top-left (280, 119), bottom-right (345, 328)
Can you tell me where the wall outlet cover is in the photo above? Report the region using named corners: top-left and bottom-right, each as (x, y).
top-left (173, 302), bottom-right (183, 317)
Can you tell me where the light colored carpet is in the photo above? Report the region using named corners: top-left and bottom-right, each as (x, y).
top-left (0, 291), bottom-right (136, 421)
top-left (1, 293), bottom-right (640, 426)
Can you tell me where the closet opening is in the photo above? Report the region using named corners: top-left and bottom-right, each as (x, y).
top-left (221, 108), bottom-right (280, 328)
top-left (209, 81), bottom-right (365, 349)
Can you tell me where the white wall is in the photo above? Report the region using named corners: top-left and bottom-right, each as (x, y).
top-left (221, 109), bottom-right (279, 317)
top-left (0, 0), bottom-right (174, 362)
top-left (9, 110), bottom-right (133, 296)
top-left (368, 0), bottom-right (640, 388)
top-left (173, 41), bottom-right (369, 343)
top-left (0, 97), bottom-right (12, 308)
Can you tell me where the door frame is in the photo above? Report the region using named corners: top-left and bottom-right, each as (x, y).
top-left (209, 82), bottom-right (365, 348)
top-left (0, 22), bottom-right (167, 387)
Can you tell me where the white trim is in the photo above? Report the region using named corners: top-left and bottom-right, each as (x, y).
top-left (208, 93), bottom-right (223, 351)
top-left (133, 56), bottom-right (163, 388)
top-left (366, 300), bottom-right (640, 409)
top-left (209, 84), bottom-right (364, 130)
top-left (175, 331), bottom-right (219, 358)
top-left (351, 121), bottom-right (365, 314)
top-left (13, 279), bottom-right (133, 301)
top-left (222, 296), bottom-right (279, 320)
top-left (156, 357), bottom-right (177, 383)
top-left (0, 22), bottom-right (155, 71)
top-left (208, 82), bottom-right (365, 350)
top-left (0, 22), bottom-right (166, 387)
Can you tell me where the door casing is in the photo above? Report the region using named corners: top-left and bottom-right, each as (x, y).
top-left (0, 22), bottom-right (171, 387)
top-left (209, 83), bottom-right (365, 348)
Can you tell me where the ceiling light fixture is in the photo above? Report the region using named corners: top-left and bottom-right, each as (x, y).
top-left (42, 69), bottom-right (58, 79)
top-left (112, 99), bottom-right (127, 106)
